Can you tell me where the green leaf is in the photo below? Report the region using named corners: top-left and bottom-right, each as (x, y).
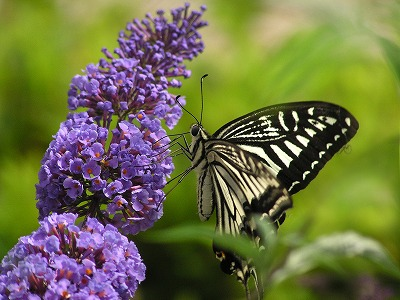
top-left (142, 220), bottom-right (280, 271)
top-left (377, 36), bottom-right (400, 83)
top-left (271, 231), bottom-right (400, 284)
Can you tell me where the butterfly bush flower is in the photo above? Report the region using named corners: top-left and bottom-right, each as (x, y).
top-left (0, 213), bottom-right (145, 299)
top-left (36, 112), bottom-right (171, 234)
top-left (36, 4), bottom-right (207, 235)
top-left (68, 3), bottom-right (207, 129)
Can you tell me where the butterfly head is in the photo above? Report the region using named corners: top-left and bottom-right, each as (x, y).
top-left (188, 123), bottom-right (212, 166)
top-left (190, 123), bottom-right (201, 137)
top-left (190, 123), bottom-right (211, 143)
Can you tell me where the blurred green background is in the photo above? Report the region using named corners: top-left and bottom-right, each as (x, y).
top-left (0, 0), bottom-right (399, 299)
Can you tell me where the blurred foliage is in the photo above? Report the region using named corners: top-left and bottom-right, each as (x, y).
top-left (0, 0), bottom-right (399, 299)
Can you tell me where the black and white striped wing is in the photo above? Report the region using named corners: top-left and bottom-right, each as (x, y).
top-left (204, 140), bottom-right (292, 236)
top-left (213, 101), bottom-right (359, 194)
top-left (201, 139), bottom-right (292, 283)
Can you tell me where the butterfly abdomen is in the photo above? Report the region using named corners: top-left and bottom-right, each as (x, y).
top-left (196, 167), bottom-right (215, 221)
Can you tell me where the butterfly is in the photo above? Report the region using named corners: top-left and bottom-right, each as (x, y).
top-left (185, 98), bottom-right (359, 299)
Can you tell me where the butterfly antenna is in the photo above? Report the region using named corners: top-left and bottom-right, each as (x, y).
top-left (176, 95), bottom-right (200, 125)
top-left (200, 74), bottom-right (208, 125)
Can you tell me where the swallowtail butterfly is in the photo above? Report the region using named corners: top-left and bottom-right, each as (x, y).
top-left (186, 95), bottom-right (359, 298)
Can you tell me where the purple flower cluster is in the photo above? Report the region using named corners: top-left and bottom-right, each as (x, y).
top-left (2, 4), bottom-right (207, 299)
top-left (0, 214), bottom-right (145, 299)
top-left (68, 3), bottom-right (207, 129)
top-left (36, 4), bottom-right (207, 234)
top-left (36, 112), bottom-right (172, 235)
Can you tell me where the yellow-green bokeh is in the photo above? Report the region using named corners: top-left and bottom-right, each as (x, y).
top-left (0, 1), bottom-right (399, 299)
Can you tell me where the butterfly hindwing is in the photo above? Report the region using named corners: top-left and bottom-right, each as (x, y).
top-left (194, 139), bottom-right (292, 289)
top-left (213, 101), bottom-right (359, 194)
top-left (204, 140), bottom-right (292, 237)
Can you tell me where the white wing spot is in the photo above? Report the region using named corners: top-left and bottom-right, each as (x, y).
top-left (345, 117), bottom-right (351, 127)
top-left (296, 135), bottom-right (309, 147)
top-left (271, 144), bottom-right (293, 168)
top-left (278, 111), bottom-right (290, 131)
top-left (326, 143), bottom-right (333, 149)
top-left (259, 116), bottom-right (273, 127)
top-left (288, 181), bottom-right (300, 191)
top-left (292, 111), bottom-right (299, 131)
top-left (311, 161), bottom-right (319, 169)
top-left (342, 128), bottom-right (348, 134)
top-left (308, 107), bottom-right (314, 115)
top-left (303, 171), bottom-right (310, 180)
top-left (319, 151), bottom-right (325, 158)
top-left (334, 134), bottom-right (341, 141)
top-left (305, 128), bottom-right (317, 137)
top-left (319, 116), bottom-right (337, 125)
top-left (309, 119), bottom-right (327, 131)
top-left (284, 140), bottom-right (302, 157)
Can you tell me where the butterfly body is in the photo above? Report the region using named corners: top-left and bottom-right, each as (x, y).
top-left (187, 101), bottom-right (359, 298)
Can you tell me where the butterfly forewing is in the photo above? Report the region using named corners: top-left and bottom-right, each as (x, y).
top-left (213, 101), bottom-right (359, 194)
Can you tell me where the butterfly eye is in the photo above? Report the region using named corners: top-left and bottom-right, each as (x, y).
top-left (191, 124), bottom-right (200, 136)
